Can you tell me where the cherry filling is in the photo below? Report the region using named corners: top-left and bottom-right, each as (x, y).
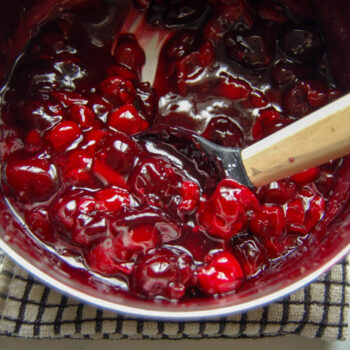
top-left (0, 0), bottom-right (349, 302)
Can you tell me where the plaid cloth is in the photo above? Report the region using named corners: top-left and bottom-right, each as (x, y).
top-left (0, 253), bottom-right (348, 341)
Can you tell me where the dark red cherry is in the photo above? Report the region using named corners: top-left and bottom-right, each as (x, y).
top-left (256, 179), bottom-right (297, 205)
top-left (5, 155), bottom-right (58, 201)
top-left (92, 158), bottom-right (127, 188)
top-left (225, 28), bottom-right (273, 68)
top-left (202, 116), bottom-right (244, 147)
top-left (19, 98), bottom-right (65, 131)
top-left (204, 1), bottom-right (254, 41)
top-left (231, 232), bottom-right (268, 277)
top-left (111, 224), bottom-right (161, 261)
top-left (197, 179), bottom-right (259, 240)
top-left (279, 25), bottom-right (324, 63)
top-left (51, 190), bottom-right (107, 246)
top-left (114, 34), bottom-right (145, 74)
top-left (163, 0), bottom-right (207, 27)
top-left (215, 74), bottom-right (251, 100)
top-left (290, 167), bottom-right (320, 186)
top-left (86, 238), bottom-right (134, 276)
top-left (62, 149), bottom-right (94, 185)
top-left (270, 60), bottom-right (312, 87)
top-left (96, 131), bottom-right (141, 174)
top-left (128, 157), bottom-right (184, 214)
top-left (26, 207), bottom-right (56, 242)
top-left (131, 247), bottom-right (193, 300)
top-left (135, 82), bottom-right (157, 121)
top-left (108, 104), bottom-right (149, 135)
top-left (249, 204), bottom-right (285, 238)
top-left (257, 0), bottom-right (288, 24)
top-left (252, 107), bottom-right (290, 140)
top-left (196, 251), bottom-right (244, 295)
top-left (175, 40), bottom-right (215, 94)
top-left (50, 91), bottom-right (89, 107)
top-left (165, 31), bottom-right (197, 59)
top-left (45, 121), bottom-right (82, 151)
top-left (283, 82), bottom-right (310, 117)
top-left (69, 104), bottom-right (101, 131)
top-left (100, 76), bottom-right (136, 105)
top-left (95, 187), bottom-right (130, 212)
top-left (178, 181), bottom-right (200, 214)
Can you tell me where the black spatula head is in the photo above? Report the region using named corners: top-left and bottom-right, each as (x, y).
top-left (135, 125), bottom-right (254, 189)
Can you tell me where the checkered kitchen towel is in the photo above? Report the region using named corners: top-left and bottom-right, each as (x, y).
top-left (0, 253), bottom-right (348, 341)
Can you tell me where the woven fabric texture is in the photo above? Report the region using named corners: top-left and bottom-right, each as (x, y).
top-left (0, 254), bottom-right (348, 341)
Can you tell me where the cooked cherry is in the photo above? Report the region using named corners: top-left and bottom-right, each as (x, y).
top-left (95, 187), bottom-right (130, 212)
top-left (96, 131), bottom-right (141, 174)
top-left (257, 0), bottom-right (288, 24)
top-left (5, 155), bottom-right (58, 201)
top-left (114, 34), bottom-right (145, 74)
top-left (25, 129), bottom-right (43, 153)
top-left (203, 116), bottom-right (244, 147)
top-left (45, 120), bottom-right (82, 151)
top-left (252, 107), bottom-right (290, 140)
top-left (147, 0), bottom-right (207, 28)
top-left (51, 190), bottom-right (107, 246)
top-left (196, 251), bottom-right (244, 295)
top-left (283, 82), bottom-right (310, 117)
top-left (270, 60), bottom-right (312, 87)
top-left (175, 40), bottom-right (215, 94)
top-left (225, 28), bottom-right (273, 68)
top-left (231, 232), bottom-right (268, 277)
top-left (111, 224), bottom-right (161, 261)
top-left (279, 25), bottom-right (324, 63)
top-left (165, 31), bottom-right (197, 59)
top-left (197, 179), bottom-right (259, 240)
top-left (86, 237), bottom-right (134, 276)
top-left (19, 98), bottom-right (65, 131)
top-left (100, 76), bottom-right (136, 105)
top-left (128, 157), bottom-right (185, 215)
top-left (290, 167), bottom-right (320, 186)
top-left (92, 158), bottom-right (127, 188)
top-left (131, 247), bottom-right (193, 299)
top-left (204, 1), bottom-right (254, 41)
top-left (135, 82), bottom-right (157, 121)
top-left (62, 149), bottom-right (94, 185)
top-left (26, 207), bottom-right (56, 242)
top-left (215, 74), bottom-right (251, 100)
top-left (249, 204), bottom-right (285, 238)
top-left (69, 104), bottom-right (100, 131)
top-left (108, 104), bottom-right (149, 135)
top-left (174, 181), bottom-right (200, 216)
top-left (256, 179), bottom-right (297, 205)
top-left (50, 91), bottom-right (89, 107)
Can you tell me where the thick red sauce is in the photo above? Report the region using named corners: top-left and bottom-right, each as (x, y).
top-left (0, 0), bottom-right (349, 301)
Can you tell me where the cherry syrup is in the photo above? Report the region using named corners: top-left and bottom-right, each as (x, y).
top-left (0, 0), bottom-right (349, 301)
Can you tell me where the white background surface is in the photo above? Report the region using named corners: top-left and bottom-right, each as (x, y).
top-left (0, 311), bottom-right (349, 350)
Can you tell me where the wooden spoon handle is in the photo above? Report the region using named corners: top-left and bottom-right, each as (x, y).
top-left (241, 94), bottom-right (350, 188)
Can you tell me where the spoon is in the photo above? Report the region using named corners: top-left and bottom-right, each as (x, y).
top-left (138, 93), bottom-right (350, 189)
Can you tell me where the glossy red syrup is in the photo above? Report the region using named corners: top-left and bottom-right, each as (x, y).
top-left (0, 0), bottom-right (349, 301)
